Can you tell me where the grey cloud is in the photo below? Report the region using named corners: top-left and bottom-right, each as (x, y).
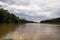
top-left (52, 8), bottom-right (60, 16)
top-left (0, 0), bottom-right (60, 20)
top-left (14, 10), bottom-right (49, 20)
top-left (0, 0), bottom-right (30, 6)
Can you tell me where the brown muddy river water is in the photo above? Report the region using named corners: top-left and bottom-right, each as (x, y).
top-left (0, 23), bottom-right (60, 40)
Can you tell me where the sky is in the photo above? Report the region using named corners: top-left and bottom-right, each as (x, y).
top-left (0, 0), bottom-right (60, 21)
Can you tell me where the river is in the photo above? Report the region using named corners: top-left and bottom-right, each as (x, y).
top-left (0, 23), bottom-right (60, 40)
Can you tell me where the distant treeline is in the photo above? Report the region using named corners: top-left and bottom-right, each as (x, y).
top-left (0, 8), bottom-right (35, 23)
top-left (40, 18), bottom-right (60, 24)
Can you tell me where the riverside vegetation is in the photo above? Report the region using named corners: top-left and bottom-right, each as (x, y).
top-left (40, 18), bottom-right (60, 24)
top-left (0, 7), bottom-right (35, 23)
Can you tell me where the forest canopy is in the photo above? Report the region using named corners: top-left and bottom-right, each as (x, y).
top-left (0, 7), bottom-right (28, 23)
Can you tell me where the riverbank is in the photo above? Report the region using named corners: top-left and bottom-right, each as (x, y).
top-left (40, 17), bottom-right (60, 24)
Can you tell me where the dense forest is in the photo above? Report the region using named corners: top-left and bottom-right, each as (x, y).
top-left (0, 8), bottom-right (27, 23)
top-left (40, 18), bottom-right (60, 24)
top-left (0, 6), bottom-right (35, 23)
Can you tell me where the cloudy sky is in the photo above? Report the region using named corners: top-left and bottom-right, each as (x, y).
top-left (0, 0), bottom-right (60, 21)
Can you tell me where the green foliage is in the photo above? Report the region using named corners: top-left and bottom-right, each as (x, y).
top-left (40, 18), bottom-right (60, 24)
top-left (0, 8), bottom-right (27, 23)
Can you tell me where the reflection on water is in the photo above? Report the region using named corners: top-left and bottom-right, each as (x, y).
top-left (0, 24), bottom-right (21, 38)
top-left (0, 23), bottom-right (60, 40)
